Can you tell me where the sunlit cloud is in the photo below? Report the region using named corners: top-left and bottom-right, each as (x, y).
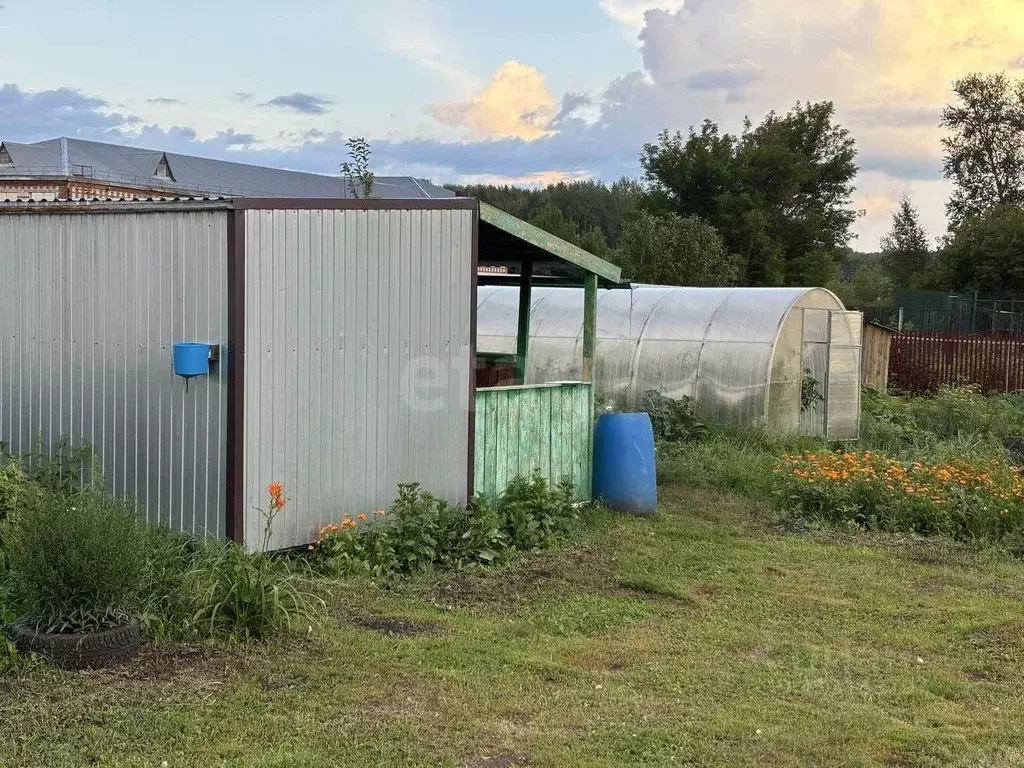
top-left (428, 61), bottom-right (558, 141)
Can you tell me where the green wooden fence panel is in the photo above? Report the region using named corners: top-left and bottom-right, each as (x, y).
top-left (474, 383), bottom-right (593, 501)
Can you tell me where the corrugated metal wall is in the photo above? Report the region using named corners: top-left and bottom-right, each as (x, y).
top-left (242, 208), bottom-right (474, 550)
top-left (0, 210), bottom-right (229, 537)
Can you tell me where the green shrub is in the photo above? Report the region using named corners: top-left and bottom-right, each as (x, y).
top-left (189, 544), bottom-right (322, 641)
top-left (499, 473), bottom-right (577, 550)
top-left (861, 386), bottom-right (1024, 457)
top-left (640, 391), bottom-right (708, 443)
top-left (312, 475), bottom-right (578, 579)
top-left (4, 488), bottom-right (148, 633)
top-left (0, 461), bottom-right (33, 571)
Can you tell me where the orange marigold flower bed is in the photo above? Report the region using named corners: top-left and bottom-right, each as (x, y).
top-left (773, 451), bottom-right (1024, 543)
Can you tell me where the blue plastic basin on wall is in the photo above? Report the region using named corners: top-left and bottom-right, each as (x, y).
top-left (593, 412), bottom-right (658, 515)
top-left (173, 342), bottom-right (212, 379)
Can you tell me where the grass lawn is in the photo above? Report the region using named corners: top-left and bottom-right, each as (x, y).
top-left (4, 485), bottom-right (1024, 767)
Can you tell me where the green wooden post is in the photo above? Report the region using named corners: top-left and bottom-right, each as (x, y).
top-left (583, 272), bottom-right (597, 381)
top-left (516, 260), bottom-right (533, 384)
top-left (583, 272), bottom-right (597, 497)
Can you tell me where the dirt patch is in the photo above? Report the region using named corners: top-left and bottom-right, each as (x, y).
top-left (969, 620), bottom-right (1024, 661)
top-left (466, 755), bottom-right (529, 768)
top-left (964, 666), bottom-right (1004, 683)
top-left (350, 616), bottom-right (442, 637)
top-left (90, 645), bottom-right (238, 689)
top-left (436, 551), bottom-right (611, 609)
top-left (693, 582), bottom-right (719, 599)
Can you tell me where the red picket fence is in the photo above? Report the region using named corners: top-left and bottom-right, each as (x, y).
top-left (889, 332), bottom-right (1024, 394)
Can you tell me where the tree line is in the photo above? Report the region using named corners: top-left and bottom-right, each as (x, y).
top-left (450, 72), bottom-right (1024, 306)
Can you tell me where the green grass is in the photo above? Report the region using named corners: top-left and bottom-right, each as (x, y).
top-left (4, 485), bottom-right (1024, 767)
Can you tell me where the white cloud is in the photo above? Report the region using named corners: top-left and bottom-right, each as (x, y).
top-left (599, 0), bottom-right (685, 38)
top-left (369, 0), bottom-right (477, 95)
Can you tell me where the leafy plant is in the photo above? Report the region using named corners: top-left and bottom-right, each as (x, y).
top-left (800, 370), bottom-right (825, 413)
top-left (189, 544), bottom-right (322, 641)
top-left (311, 475), bottom-right (578, 579)
top-left (499, 473), bottom-right (577, 551)
top-left (640, 390), bottom-right (708, 443)
top-left (4, 488), bottom-right (148, 633)
top-left (136, 526), bottom-right (205, 640)
top-left (15, 437), bottom-right (99, 495)
top-left (340, 137), bottom-right (375, 199)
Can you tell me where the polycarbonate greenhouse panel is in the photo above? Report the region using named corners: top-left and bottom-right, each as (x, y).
top-left (826, 347), bottom-right (862, 440)
top-left (475, 285), bottom-right (855, 433)
top-left (242, 207), bottom-right (474, 551)
top-left (0, 209), bottom-right (229, 538)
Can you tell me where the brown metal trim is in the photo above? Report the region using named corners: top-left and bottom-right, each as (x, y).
top-left (467, 204), bottom-right (480, 502)
top-left (0, 199), bottom-right (233, 215)
top-left (224, 209), bottom-right (246, 544)
top-left (229, 197), bottom-right (477, 211)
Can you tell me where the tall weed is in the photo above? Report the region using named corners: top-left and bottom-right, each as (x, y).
top-left (189, 545), bottom-right (322, 641)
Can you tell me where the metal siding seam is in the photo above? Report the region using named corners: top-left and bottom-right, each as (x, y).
top-left (375, 210), bottom-right (390, 508)
top-left (310, 208), bottom-right (325, 538)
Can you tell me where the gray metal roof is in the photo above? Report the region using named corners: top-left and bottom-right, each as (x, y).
top-left (0, 137), bottom-right (454, 199)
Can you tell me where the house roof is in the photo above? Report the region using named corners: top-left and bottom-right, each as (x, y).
top-left (0, 137), bottom-right (454, 200)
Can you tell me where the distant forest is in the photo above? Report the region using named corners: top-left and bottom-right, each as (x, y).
top-left (448, 72), bottom-right (1024, 310)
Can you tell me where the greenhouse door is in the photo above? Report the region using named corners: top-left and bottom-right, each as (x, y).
top-left (800, 310), bottom-right (830, 437)
top-left (825, 312), bottom-right (862, 440)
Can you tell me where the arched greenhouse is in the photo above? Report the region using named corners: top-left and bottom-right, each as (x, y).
top-left (477, 284), bottom-right (863, 439)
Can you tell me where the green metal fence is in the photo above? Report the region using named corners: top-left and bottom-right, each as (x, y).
top-left (863, 289), bottom-right (1024, 333)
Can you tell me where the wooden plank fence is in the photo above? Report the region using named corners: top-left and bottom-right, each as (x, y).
top-left (474, 382), bottom-right (592, 501)
top-left (889, 332), bottom-right (1024, 394)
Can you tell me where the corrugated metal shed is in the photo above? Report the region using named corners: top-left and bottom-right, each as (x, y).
top-left (0, 195), bottom-right (620, 550)
top-left (0, 206), bottom-right (229, 537)
top-left (241, 205), bottom-right (475, 549)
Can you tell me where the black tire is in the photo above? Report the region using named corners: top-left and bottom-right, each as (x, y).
top-left (5, 618), bottom-right (141, 670)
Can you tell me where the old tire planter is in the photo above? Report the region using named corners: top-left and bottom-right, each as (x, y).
top-left (5, 619), bottom-right (141, 669)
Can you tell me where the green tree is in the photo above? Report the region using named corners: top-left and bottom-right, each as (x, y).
top-left (880, 195), bottom-right (931, 285)
top-left (934, 204), bottom-right (1024, 296)
top-left (942, 73), bottom-right (1024, 224)
top-left (579, 226), bottom-right (610, 258)
top-left (831, 266), bottom-right (892, 310)
top-left (528, 201), bottom-right (580, 244)
top-left (640, 102), bottom-right (860, 287)
top-left (449, 179), bottom-right (641, 251)
top-left (616, 211), bottom-right (738, 286)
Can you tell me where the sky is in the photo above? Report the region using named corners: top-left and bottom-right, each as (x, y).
top-left (0, 0), bottom-right (1022, 250)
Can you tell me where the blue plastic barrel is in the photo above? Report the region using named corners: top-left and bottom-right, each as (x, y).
top-left (593, 412), bottom-right (657, 515)
top-left (172, 342), bottom-right (211, 378)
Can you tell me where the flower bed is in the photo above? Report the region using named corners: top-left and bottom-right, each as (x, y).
top-left (774, 451), bottom-right (1024, 543)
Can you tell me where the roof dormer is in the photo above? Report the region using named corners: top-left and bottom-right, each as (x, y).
top-left (154, 153), bottom-right (175, 181)
top-left (0, 143), bottom-right (13, 167)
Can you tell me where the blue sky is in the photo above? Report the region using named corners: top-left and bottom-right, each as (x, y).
top-left (1, 0), bottom-right (1022, 248)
